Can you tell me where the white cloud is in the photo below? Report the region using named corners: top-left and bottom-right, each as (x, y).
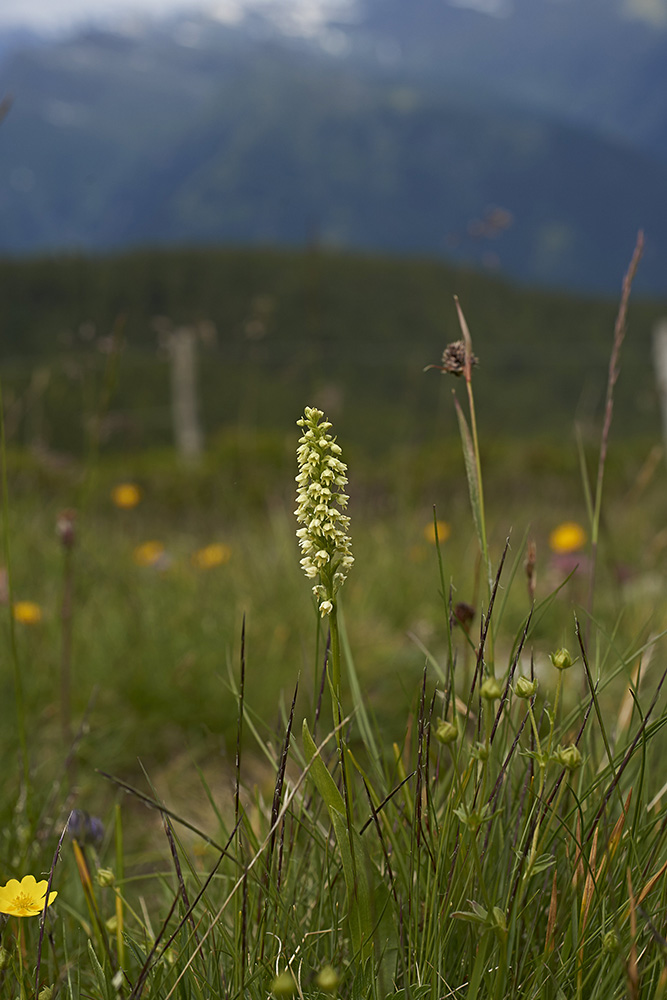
top-left (0, 0), bottom-right (357, 33)
top-left (621, 0), bottom-right (667, 26)
top-left (0, 0), bottom-right (203, 31)
top-left (448, 0), bottom-right (512, 15)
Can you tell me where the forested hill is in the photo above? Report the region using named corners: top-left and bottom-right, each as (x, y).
top-left (0, 246), bottom-right (663, 455)
top-left (2, 0), bottom-right (667, 294)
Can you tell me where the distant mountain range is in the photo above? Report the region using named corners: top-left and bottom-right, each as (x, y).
top-left (1, 0), bottom-right (667, 294)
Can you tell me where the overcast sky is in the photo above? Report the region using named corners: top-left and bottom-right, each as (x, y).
top-left (3, 0), bottom-right (666, 34)
top-left (0, 0), bottom-right (214, 31)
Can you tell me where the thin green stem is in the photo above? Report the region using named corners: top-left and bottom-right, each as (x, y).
top-left (329, 604), bottom-right (342, 723)
top-left (17, 919), bottom-right (25, 1000)
top-left (465, 376), bottom-right (490, 585)
top-left (115, 804), bottom-right (126, 969)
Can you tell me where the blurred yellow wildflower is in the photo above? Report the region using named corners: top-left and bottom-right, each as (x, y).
top-left (133, 541), bottom-right (165, 567)
top-left (0, 875), bottom-right (57, 917)
top-left (111, 483), bottom-right (142, 509)
top-left (191, 543), bottom-right (231, 570)
top-left (549, 521), bottom-right (587, 554)
top-left (424, 520), bottom-right (451, 545)
top-left (13, 601), bottom-right (42, 625)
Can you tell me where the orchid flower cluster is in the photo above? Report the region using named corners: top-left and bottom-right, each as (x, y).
top-left (295, 407), bottom-right (353, 616)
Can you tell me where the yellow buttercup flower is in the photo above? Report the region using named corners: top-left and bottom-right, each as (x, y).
top-left (549, 521), bottom-right (587, 554)
top-left (133, 541), bottom-right (165, 567)
top-left (0, 875), bottom-right (57, 917)
top-left (12, 601), bottom-right (42, 625)
top-left (111, 483), bottom-right (142, 509)
top-left (424, 520), bottom-right (451, 545)
top-left (191, 543), bottom-right (231, 570)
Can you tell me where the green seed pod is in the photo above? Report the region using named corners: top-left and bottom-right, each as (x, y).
top-left (480, 677), bottom-right (502, 701)
top-left (602, 929), bottom-right (619, 955)
top-left (96, 868), bottom-right (115, 888)
top-left (554, 744), bottom-right (583, 771)
top-left (550, 648), bottom-right (574, 671)
top-left (434, 719), bottom-right (458, 745)
top-left (515, 676), bottom-right (538, 699)
top-left (316, 965), bottom-right (340, 993)
top-left (272, 971), bottom-right (296, 997)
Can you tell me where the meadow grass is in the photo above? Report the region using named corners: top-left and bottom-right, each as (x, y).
top-left (1, 276), bottom-right (667, 998)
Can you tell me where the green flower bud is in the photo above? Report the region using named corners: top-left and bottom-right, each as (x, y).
top-left (554, 744), bottom-right (583, 771)
top-left (434, 719), bottom-right (458, 745)
top-left (602, 929), bottom-right (619, 955)
top-left (272, 971), bottom-right (296, 997)
top-left (39, 988), bottom-right (54, 1000)
top-left (454, 805), bottom-right (484, 832)
top-left (550, 648), bottom-right (574, 671)
top-left (97, 868), bottom-right (115, 888)
top-left (492, 907), bottom-right (507, 934)
top-left (316, 965), bottom-right (340, 993)
top-left (472, 742), bottom-right (489, 762)
top-left (480, 677), bottom-right (502, 701)
top-left (0, 947), bottom-right (10, 971)
top-left (515, 676), bottom-right (538, 699)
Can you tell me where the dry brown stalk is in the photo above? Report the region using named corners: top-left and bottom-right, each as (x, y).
top-left (587, 230), bottom-right (644, 623)
top-left (544, 867), bottom-right (558, 954)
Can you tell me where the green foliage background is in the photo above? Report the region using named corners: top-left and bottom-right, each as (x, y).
top-left (0, 245), bottom-right (664, 463)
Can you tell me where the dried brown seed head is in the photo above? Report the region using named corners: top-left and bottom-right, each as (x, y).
top-left (425, 340), bottom-right (479, 377)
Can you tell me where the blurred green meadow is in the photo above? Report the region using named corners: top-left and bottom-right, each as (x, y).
top-left (2, 245), bottom-right (667, 997)
top-left (3, 422), bottom-right (666, 802)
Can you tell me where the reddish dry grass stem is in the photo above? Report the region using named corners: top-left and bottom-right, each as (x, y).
top-left (586, 230), bottom-right (644, 623)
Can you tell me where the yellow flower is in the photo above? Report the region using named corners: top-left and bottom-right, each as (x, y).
top-left (111, 483), bottom-right (142, 509)
top-left (0, 875), bottom-right (57, 917)
top-left (133, 541), bottom-right (165, 567)
top-left (424, 520), bottom-right (451, 545)
top-left (12, 601), bottom-right (42, 625)
top-left (549, 521), bottom-right (587, 554)
top-left (191, 543), bottom-right (231, 570)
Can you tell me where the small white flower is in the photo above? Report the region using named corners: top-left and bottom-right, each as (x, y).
top-left (295, 407), bottom-right (354, 616)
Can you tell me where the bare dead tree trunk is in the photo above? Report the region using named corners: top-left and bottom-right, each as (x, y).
top-left (168, 326), bottom-right (203, 462)
top-left (652, 319), bottom-right (667, 451)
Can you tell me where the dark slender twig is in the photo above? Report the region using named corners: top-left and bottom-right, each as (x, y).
top-left (466, 537), bottom-right (511, 717)
top-left (490, 606), bottom-right (533, 744)
top-left (128, 818), bottom-right (240, 1000)
top-left (162, 816), bottom-right (200, 947)
top-left (58, 515), bottom-right (75, 748)
top-left (97, 771), bottom-right (233, 858)
top-left (482, 712), bottom-right (528, 858)
top-left (35, 816), bottom-right (70, 999)
top-left (359, 771), bottom-right (417, 835)
top-left (234, 614), bottom-right (246, 831)
top-left (585, 661), bottom-right (667, 842)
top-left (314, 631), bottom-right (330, 735)
top-left (362, 779), bottom-right (399, 910)
top-left (268, 680), bottom-right (299, 885)
top-left (414, 665), bottom-right (428, 854)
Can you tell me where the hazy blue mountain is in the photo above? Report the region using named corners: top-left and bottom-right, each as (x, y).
top-left (0, 0), bottom-right (666, 293)
top-left (344, 0), bottom-right (667, 161)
